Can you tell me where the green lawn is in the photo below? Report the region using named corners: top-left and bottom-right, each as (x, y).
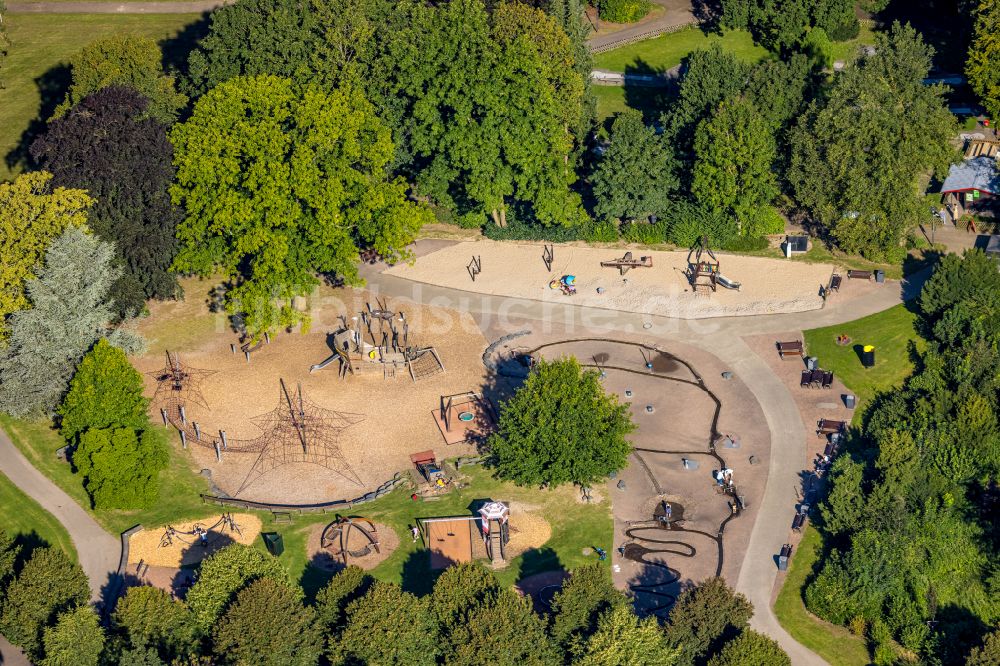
top-left (829, 21), bottom-right (876, 64)
top-left (592, 85), bottom-right (669, 128)
top-left (1, 12), bottom-right (201, 182)
top-left (774, 526), bottom-right (870, 666)
top-left (593, 27), bottom-right (769, 74)
top-left (0, 415), bottom-right (211, 535)
top-left (803, 304), bottom-right (925, 412)
top-left (271, 464), bottom-right (613, 598)
top-left (0, 470), bottom-right (77, 561)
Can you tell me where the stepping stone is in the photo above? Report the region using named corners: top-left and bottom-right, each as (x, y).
top-left (721, 371), bottom-right (733, 380)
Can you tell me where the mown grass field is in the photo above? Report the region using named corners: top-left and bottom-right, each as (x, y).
top-left (0, 469), bottom-right (77, 560)
top-left (1, 12), bottom-right (202, 182)
top-left (592, 27), bottom-right (769, 74)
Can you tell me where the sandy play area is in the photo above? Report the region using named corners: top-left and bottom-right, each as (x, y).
top-left (134, 281), bottom-right (490, 504)
top-left (386, 240), bottom-right (836, 318)
top-left (127, 513), bottom-right (261, 567)
top-left (306, 520), bottom-right (399, 572)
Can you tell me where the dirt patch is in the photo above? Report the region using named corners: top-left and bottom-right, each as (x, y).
top-left (127, 513), bottom-right (261, 567)
top-left (507, 508), bottom-right (552, 559)
top-left (306, 520), bottom-right (398, 572)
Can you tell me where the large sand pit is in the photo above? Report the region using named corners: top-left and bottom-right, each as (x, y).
top-left (134, 282), bottom-right (490, 504)
top-left (127, 513), bottom-right (262, 567)
top-left (386, 240), bottom-right (836, 318)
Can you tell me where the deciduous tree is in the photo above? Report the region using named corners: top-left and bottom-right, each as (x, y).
top-left (40, 606), bottom-right (105, 666)
top-left (170, 74), bottom-right (430, 337)
top-left (489, 357), bottom-right (635, 487)
top-left (549, 564), bottom-right (626, 658)
top-left (73, 427), bottom-right (167, 510)
top-left (0, 546), bottom-right (88, 659)
top-left (663, 577), bottom-right (753, 666)
top-left (706, 629), bottom-right (790, 666)
top-left (212, 577), bottom-right (322, 666)
top-left (314, 565), bottom-right (373, 635)
top-left (59, 338), bottom-right (149, 443)
top-left (334, 581), bottom-right (439, 666)
top-left (55, 35), bottom-right (186, 123)
top-left (32, 86), bottom-right (181, 315)
top-left (0, 172), bottom-right (92, 342)
top-left (967, 0), bottom-right (1000, 122)
top-left (789, 23), bottom-right (957, 260)
top-left (0, 227), bottom-right (142, 416)
top-left (692, 95), bottom-right (780, 237)
top-left (576, 604), bottom-right (678, 666)
top-left (113, 586), bottom-right (197, 662)
top-left (591, 109), bottom-right (677, 221)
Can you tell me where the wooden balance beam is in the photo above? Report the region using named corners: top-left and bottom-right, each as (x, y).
top-left (600, 251), bottom-right (653, 276)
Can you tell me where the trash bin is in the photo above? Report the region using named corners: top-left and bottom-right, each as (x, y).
top-left (875, 269), bottom-right (885, 283)
top-left (262, 532), bottom-right (284, 556)
top-left (844, 394), bottom-right (856, 409)
top-left (806, 356), bottom-right (818, 370)
top-left (862, 345), bottom-right (875, 368)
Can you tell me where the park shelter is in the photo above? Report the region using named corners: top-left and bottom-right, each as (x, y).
top-left (940, 156), bottom-right (1000, 223)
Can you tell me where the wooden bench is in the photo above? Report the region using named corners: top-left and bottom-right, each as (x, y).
top-left (776, 340), bottom-right (804, 359)
top-left (821, 370), bottom-right (834, 389)
top-left (828, 274), bottom-right (842, 292)
top-left (817, 419), bottom-right (846, 437)
top-left (847, 269), bottom-right (873, 281)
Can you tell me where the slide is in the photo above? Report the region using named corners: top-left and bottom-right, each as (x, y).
top-left (717, 274), bottom-right (741, 291)
top-left (309, 353), bottom-right (339, 373)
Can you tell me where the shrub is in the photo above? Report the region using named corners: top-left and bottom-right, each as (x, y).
top-left (598, 0), bottom-right (651, 24)
top-left (620, 220), bottom-right (669, 245)
top-left (720, 235), bottom-right (769, 252)
top-left (73, 427), bottom-right (168, 510)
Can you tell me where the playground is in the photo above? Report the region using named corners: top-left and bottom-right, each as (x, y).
top-left (516, 335), bottom-right (771, 616)
top-left (134, 281), bottom-right (490, 504)
top-left (126, 513), bottom-right (262, 568)
top-left (385, 239), bottom-right (838, 318)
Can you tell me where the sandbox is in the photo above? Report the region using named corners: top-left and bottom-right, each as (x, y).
top-left (127, 513), bottom-right (261, 567)
top-left (385, 240), bottom-right (836, 318)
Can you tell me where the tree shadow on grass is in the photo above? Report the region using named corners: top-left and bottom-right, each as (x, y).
top-left (515, 546), bottom-right (563, 581)
top-left (5, 64), bottom-right (71, 173)
top-left (400, 547), bottom-right (439, 597)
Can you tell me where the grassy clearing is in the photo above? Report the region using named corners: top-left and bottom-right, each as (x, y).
top-left (270, 465), bottom-right (613, 598)
top-left (592, 85), bottom-right (669, 128)
top-left (803, 304), bottom-right (925, 410)
top-left (829, 21), bottom-right (877, 64)
top-left (1, 12), bottom-right (201, 182)
top-left (0, 469), bottom-right (77, 561)
top-left (774, 525), bottom-right (870, 666)
top-left (593, 27), bottom-right (769, 74)
top-left (0, 415), bottom-right (211, 535)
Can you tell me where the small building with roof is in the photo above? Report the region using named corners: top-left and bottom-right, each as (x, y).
top-left (940, 154), bottom-right (1000, 224)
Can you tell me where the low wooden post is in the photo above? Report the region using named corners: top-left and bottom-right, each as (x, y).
top-left (179, 405), bottom-right (187, 426)
top-left (214, 440), bottom-right (222, 462)
top-left (230, 343), bottom-right (237, 354)
top-left (245, 351), bottom-right (251, 364)
top-left (179, 430), bottom-right (187, 449)
top-left (264, 332), bottom-right (270, 344)
top-left (220, 430), bottom-right (228, 450)
top-left (161, 408), bottom-right (168, 426)
top-left (193, 422), bottom-right (201, 441)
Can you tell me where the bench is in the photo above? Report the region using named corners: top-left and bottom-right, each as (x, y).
top-left (821, 370), bottom-right (834, 389)
top-left (817, 419), bottom-right (846, 437)
top-left (847, 269), bottom-right (873, 280)
top-left (792, 513), bottom-right (807, 532)
top-left (777, 340), bottom-right (804, 359)
top-left (828, 274), bottom-right (842, 292)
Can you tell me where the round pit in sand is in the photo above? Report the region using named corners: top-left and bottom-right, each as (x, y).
top-left (306, 521), bottom-right (398, 572)
top-left (127, 513), bottom-right (262, 568)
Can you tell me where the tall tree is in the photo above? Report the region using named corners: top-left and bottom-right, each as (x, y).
top-left (32, 86), bottom-right (181, 315)
top-left (967, 0), bottom-right (1000, 122)
top-left (73, 427), bottom-right (168, 510)
top-left (185, 544), bottom-right (290, 632)
top-left (444, 588), bottom-right (560, 666)
top-left (663, 577), bottom-right (753, 666)
top-left (0, 546), bottom-right (89, 659)
top-left (0, 227), bottom-right (141, 417)
top-left (0, 172), bottom-right (92, 342)
top-left (591, 109), bottom-right (677, 222)
top-left (789, 23), bottom-right (957, 260)
top-left (212, 578), bottom-right (323, 666)
top-left (489, 357), bottom-right (635, 487)
top-left (314, 565), bottom-right (373, 636)
top-left (55, 35), bottom-right (186, 124)
top-left (692, 95), bottom-right (780, 237)
top-left (113, 586), bottom-right (197, 662)
top-left (40, 606), bottom-right (105, 666)
top-left (706, 629), bottom-right (789, 666)
top-left (170, 74), bottom-right (430, 337)
top-left (576, 604), bottom-right (678, 666)
top-left (549, 564), bottom-right (627, 659)
top-left (334, 581), bottom-right (439, 666)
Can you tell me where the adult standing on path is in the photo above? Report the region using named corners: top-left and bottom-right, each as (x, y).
top-left (0, 428), bottom-right (119, 604)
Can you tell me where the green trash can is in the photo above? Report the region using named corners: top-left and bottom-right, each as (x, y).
top-left (262, 532), bottom-right (284, 556)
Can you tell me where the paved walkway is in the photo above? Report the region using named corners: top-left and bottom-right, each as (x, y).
top-left (587, 0), bottom-right (696, 51)
top-left (0, 429), bottom-right (119, 604)
top-left (6, 1), bottom-right (226, 13)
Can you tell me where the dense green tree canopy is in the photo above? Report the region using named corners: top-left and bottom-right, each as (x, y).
top-left (720, 0), bottom-right (857, 50)
top-left (314, 565), bottom-right (373, 635)
top-left (40, 606), bottom-right (105, 666)
top-left (113, 586), bottom-right (197, 662)
top-left (0, 172), bottom-right (92, 342)
top-left (185, 544), bottom-right (291, 632)
top-left (0, 227), bottom-right (141, 416)
top-left (170, 74), bottom-right (430, 337)
top-left (489, 357), bottom-right (635, 487)
top-left (577, 604), bottom-right (678, 666)
top-left (0, 546), bottom-right (89, 659)
top-left (789, 23), bottom-right (957, 260)
top-left (692, 95), bottom-right (780, 237)
top-left (334, 581), bottom-right (439, 666)
top-left (55, 35), bottom-right (186, 124)
top-left (663, 577), bottom-right (753, 666)
top-left (59, 338), bottom-right (149, 443)
top-left (73, 427), bottom-right (168, 510)
top-left (592, 109), bottom-right (677, 221)
top-left (32, 86), bottom-right (181, 315)
top-left (706, 629), bottom-right (789, 666)
top-left (967, 0), bottom-right (1000, 122)
top-left (549, 563), bottom-right (626, 658)
top-left (212, 577), bottom-right (323, 666)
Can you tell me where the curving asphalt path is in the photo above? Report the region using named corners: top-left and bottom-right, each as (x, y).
top-left (0, 428), bottom-right (119, 605)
